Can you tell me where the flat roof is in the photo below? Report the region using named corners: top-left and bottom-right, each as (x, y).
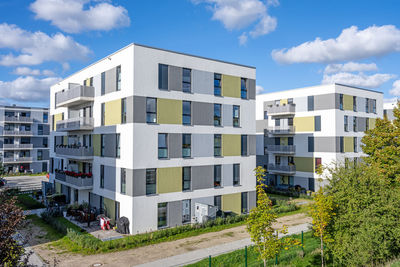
top-left (0, 105), bottom-right (49, 110)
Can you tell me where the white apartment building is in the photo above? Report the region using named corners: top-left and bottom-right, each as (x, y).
top-left (49, 43), bottom-right (257, 234)
top-left (256, 84), bottom-right (383, 191)
top-left (384, 102), bottom-right (396, 121)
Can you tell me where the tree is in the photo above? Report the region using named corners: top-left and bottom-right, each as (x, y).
top-left (246, 166), bottom-right (299, 267)
top-left (309, 178), bottom-right (334, 267)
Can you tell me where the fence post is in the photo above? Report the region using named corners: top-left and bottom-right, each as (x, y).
top-left (209, 255), bottom-right (211, 267)
top-left (301, 230), bottom-right (304, 255)
top-left (245, 246), bottom-right (248, 267)
top-left (275, 254), bottom-right (278, 265)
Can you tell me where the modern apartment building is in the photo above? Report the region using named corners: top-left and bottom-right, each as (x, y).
top-left (49, 43), bottom-right (257, 234)
top-left (384, 102), bottom-right (396, 121)
top-left (256, 84), bottom-right (383, 191)
top-left (0, 105), bottom-right (50, 173)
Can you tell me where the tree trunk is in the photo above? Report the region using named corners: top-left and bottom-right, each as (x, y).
top-left (263, 259), bottom-right (266, 267)
top-left (320, 233), bottom-right (324, 267)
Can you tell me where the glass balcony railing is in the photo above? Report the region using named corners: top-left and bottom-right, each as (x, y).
top-left (55, 83), bottom-right (94, 107)
top-left (3, 144), bottom-right (33, 149)
top-left (56, 117), bottom-right (94, 132)
top-left (267, 126), bottom-right (295, 135)
top-left (267, 164), bottom-right (296, 174)
top-left (55, 145), bottom-right (93, 159)
top-left (265, 104), bottom-right (296, 115)
top-left (265, 145), bottom-right (296, 154)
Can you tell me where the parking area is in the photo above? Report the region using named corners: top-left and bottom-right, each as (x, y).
top-left (3, 175), bottom-right (48, 191)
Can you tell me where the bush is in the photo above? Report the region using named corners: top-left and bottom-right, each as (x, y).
top-left (16, 194), bottom-right (45, 210)
top-left (272, 200), bottom-right (298, 214)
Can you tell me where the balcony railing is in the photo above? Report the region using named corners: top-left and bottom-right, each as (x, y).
top-left (267, 164), bottom-right (296, 174)
top-left (3, 130), bottom-right (33, 136)
top-left (267, 126), bottom-right (295, 135)
top-left (3, 116), bottom-right (34, 123)
top-left (265, 104), bottom-right (296, 115)
top-left (56, 117), bottom-right (94, 132)
top-left (3, 144), bottom-right (34, 149)
top-left (54, 172), bottom-right (93, 188)
top-left (3, 157), bottom-right (33, 163)
top-left (55, 83), bottom-right (95, 107)
top-left (55, 146), bottom-right (93, 159)
top-left (265, 145), bottom-right (296, 154)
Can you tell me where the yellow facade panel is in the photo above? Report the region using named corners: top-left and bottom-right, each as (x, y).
top-left (53, 113), bottom-right (63, 131)
top-left (280, 99), bottom-right (288, 105)
top-left (343, 95), bottom-right (353, 111)
top-left (105, 99), bottom-right (122, 126)
top-left (344, 137), bottom-right (354, 152)
top-left (222, 193), bottom-right (242, 215)
top-left (157, 167), bottom-right (182, 194)
top-left (222, 134), bottom-right (241, 156)
top-left (369, 118), bottom-right (376, 130)
top-left (157, 98), bottom-right (182, 124)
top-left (293, 116), bottom-right (315, 132)
top-left (93, 134), bottom-right (101, 156)
top-left (222, 75), bottom-right (241, 98)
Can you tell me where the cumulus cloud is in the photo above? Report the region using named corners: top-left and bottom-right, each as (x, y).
top-left (256, 85), bottom-right (264, 94)
top-left (322, 72), bottom-right (395, 89)
top-left (13, 67), bottom-right (55, 76)
top-left (272, 25), bottom-right (400, 64)
top-left (238, 32), bottom-right (248, 46)
top-left (30, 0), bottom-right (130, 33)
top-left (0, 76), bottom-right (61, 102)
top-left (389, 80), bottom-right (400, 96)
top-left (324, 62), bottom-right (378, 75)
top-left (0, 23), bottom-right (91, 66)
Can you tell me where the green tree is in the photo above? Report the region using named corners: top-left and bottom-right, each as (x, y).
top-left (246, 166), bottom-right (299, 267)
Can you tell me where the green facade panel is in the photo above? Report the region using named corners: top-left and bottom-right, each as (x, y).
top-left (343, 94), bottom-right (353, 111)
top-left (93, 134), bottom-right (101, 156)
top-left (222, 193), bottom-right (241, 215)
top-left (222, 134), bottom-right (241, 156)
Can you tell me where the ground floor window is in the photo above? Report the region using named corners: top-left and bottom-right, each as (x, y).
top-left (241, 192), bottom-right (248, 214)
top-left (182, 199), bottom-right (191, 223)
top-left (279, 175), bottom-right (294, 186)
top-left (158, 202), bottom-right (167, 228)
top-left (308, 178), bottom-right (315, 191)
top-left (214, 195), bottom-right (221, 211)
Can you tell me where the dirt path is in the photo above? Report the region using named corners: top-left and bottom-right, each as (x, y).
top-left (29, 213), bottom-right (311, 267)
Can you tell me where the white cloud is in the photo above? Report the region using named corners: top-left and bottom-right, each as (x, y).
top-left (13, 67), bottom-right (55, 76)
top-left (272, 25), bottom-right (400, 64)
top-left (238, 32), bottom-right (248, 46)
top-left (389, 80), bottom-right (400, 96)
top-left (30, 0), bottom-right (130, 33)
top-left (0, 76), bottom-right (61, 102)
top-left (0, 23), bottom-right (91, 66)
top-left (249, 14), bottom-right (277, 38)
top-left (324, 62), bottom-right (378, 75)
top-left (322, 72), bottom-right (395, 89)
top-left (256, 85), bottom-right (264, 94)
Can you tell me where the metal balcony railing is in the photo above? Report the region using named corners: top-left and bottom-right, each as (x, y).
top-left (54, 172), bottom-right (93, 188)
top-left (55, 146), bottom-right (93, 158)
top-left (267, 164), bottom-right (296, 174)
top-left (3, 116), bottom-right (34, 123)
top-left (265, 145), bottom-right (296, 154)
top-left (267, 126), bottom-right (295, 134)
top-left (265, 104), bottom-right (296, 115)
top-left (3, 144), bottom-right (34, 149)
top-left (3, 157), bottom-right (33, 163)
top-left (3, 130), bottom-right (33, 136)
top-left (55, 83), bottom-right (94, 107)
top-left (56, 117), bottom-right (94, 132)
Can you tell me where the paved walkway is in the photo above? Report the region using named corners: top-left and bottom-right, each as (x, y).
top-left (135, 223), bottom-right (311, 267)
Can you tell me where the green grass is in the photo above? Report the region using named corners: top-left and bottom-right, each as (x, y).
top-left (16, 194), bottom-right (45, 210)
top-left (186, 231), bottom-right (321, 267)
top-left (4, 172), bottom-right (48, 177)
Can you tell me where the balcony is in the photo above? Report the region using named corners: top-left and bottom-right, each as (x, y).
top-left (56, 117), bottom-right (94, 132)
top-left (267, 164), bottom-right (296, 174)
top-left (3, 157), bottom-right (33, 163)
top-left (3, 144), bottom-right (34, 150)
top-left (265, 104), bottom-right (296, 116)
top-left (3, 130), bottom-right (33, 136)
top-left (267, 126), bottom-right (295, 135)
top-left (55, 83), bottom-right (94, 108)
top-left (265, 145), bottom-right (296, 154)
top-left (55, 145), bottom-right (93, 160)
top-left (3, 116), bottom-right (34, 123)
top-left (54, 171), bottom-right (93, 189)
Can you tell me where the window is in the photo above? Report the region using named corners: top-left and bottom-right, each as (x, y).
top-left (116, 65), bottom-right (121, 91)
top-left (314, 116), bottom-right (321, 131)
top-left (182, 101), bottom-right (191, 125)
top-left (214, 73), bottom-right (222, 96)
top-left (43, 137), bottom-right (48, 148)
top-left (275, 137), bottom-right (280, 145)
top-left (288, 117), bottom-right (293, 126)
top-left (340, 136), bottom-right (344, 153)
top-left (214, 195), bottom-right (221, 211)
top-left (182, 68), bottom-right (191, 92)
top-left (308, 136), bottom-right (314, 152)
top-left (146, 169), bottom-right (157, 195)
top-left (120, 168), bottom-right (126, 194)
top-left (116, 134), bottom-right (120, 158)
top-left (241, 135), bottom-right (247, 156)
top-left (158, 64), bottom-right (168, 90)
top-left (353, 96), bottom-right (357, 111)
top-left (182, 134), bottom-right (191, 158)
top-left (101, 72), bottom-right (105, 95)
top-left (233, 164), bottom-right (240, 186)
top-left (366, 118), bottom-right (369, 130)
top-left (101, 134), bottom-right (105, 157)
top-left (121, 98), bottom-right (127, 124)
top-left (354, 137), bottom-right (358, 153)
top-left (214, 104), bottom-right (222, 126)
top-left (241, 78), bottom-right (247, 99)
top-left (146, 98), bottom-right (157, 123)
top-left (288, 98), bottom-right (293, 104)
top-left (353, 117), bottom-right (357, 132)
top-left (100, 165), bottom-right (104, 188)
top-left (37, 150), bottom-right (43, 161)
top-left (288, 137), bottom-right (294, 146)
top-left (339, 94), bottom-right (344, 110)
top-left (308, 96), bottom-right (314, 111)
top-left (241, 192), bottom-right (248, 214)
top-left (38, 125), bottom-right (43, 135)
top-left (214, 165), bottom-right (221, 188)
top-left (315, 158), bottom-right (322, 172)
top-left (233, 105), bottom-right (240, 127)
top-left (275, 156), bottom-right (281, 165)
top-left (264, 111), bottom-right (268, 120)
top-left (372, 99), bottom-right (376, 114)
top-left (182, 167), bottom-right (191, 191)
top-left (43, 112), bottom-right (48, 123)
top-left (101, 103), bottom-right (105, 126)
top-left (288, 156), bottom-right (294, 165)
top-left (365, 98), bottom-right (369, 113)
top-left (158, 133), bottom-right (168, 159)
top-left (308, 178), bottom-right (315, 191)
top-left (182, 199), bottom-right (191, 223)
top-left (214, 134), bottom-right (221, 156)
top-left (344, 115), bottom-right (349, 132)
top-left (157, 203), bottom-right (167, 228)
top-left (275, 118), bottom-right (280, 126)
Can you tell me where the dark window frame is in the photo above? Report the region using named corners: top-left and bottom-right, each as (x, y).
top-left (214, 104), bottom-right (222, 126)
top-left (158, 64), bottom-right (168, 90)
top-left (121, 98), bottom-right (127, 124)
top-left (233, 105), bottom-right (240, 127)
top-left (214, 73), bottom-right (222, 96)
top-left (158, 133), bottom-right (168, 159)
top-left (233, 164), bottom-right (240, 186)
top-left (146, 168), bottom-right (157, 195)
top-left (214, 165), bottom-right (222, 188)
top-left (146, 98), bottom-right (157, 123)
top-left (182, 166), bottom-right (191, 191)
top-left (116, 65), bottom-right (121, 91)
top-left (214, 134), bottom-right (222, 157)
top-left (182, 101), bottom-right (191, 125)
top-left (241, 78), bottom-right (247, 99)
top-left (182, 134), bottom-right (191, 158)
top-left (120, 168), bottom-right (126, 194)
top-left (182, 68), bottom-right (192, 93)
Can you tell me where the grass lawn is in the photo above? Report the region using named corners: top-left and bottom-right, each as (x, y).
top-left (16, 194), bottom-right (45, 210)
top-left (186, 231), bottom-right (321, 267)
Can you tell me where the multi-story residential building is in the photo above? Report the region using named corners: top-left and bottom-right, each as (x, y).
top-left (49, 43), bottom-right (257, 234)
top-left (256, 84), bottom-right (383, 191)
top-left (384, 102), bottom-right (396, 121)
top-left (0, 105), bottom-right (50, 173)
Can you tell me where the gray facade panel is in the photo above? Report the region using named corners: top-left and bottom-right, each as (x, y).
top-left (133, 96), bottom-right (147, 123)
top-left (315, 136), bottom-right (337, 152)
top-left (248, 79), bottom-right (256, 100)
top-left (222, 104), bottom-right (232, 127)
top-left (42, 124), bottom-right (50, 135)
top-left (314, 94), bottom-right (336, 110)
top-left (369, 99), bottom-right (375, 113)
top-left (104, 165), bottom-right (116, 192)
top-left (193, 102), bottom-right (213, 126)
top-left (192, 70), bottom-right (213, 95)
top-left (256, 120), bottom-right (268, 133)
top-left (256, 155), bottom-right (268, 167)
top-left (335, 93), bottom-right (341, 110)
top-left (90, 192), bottom-right (101, 209)
top-left (168, 200), bottom-right (182, 227)
top-left (357, 117), bottom-right (366, 132)
top-left (249, 191), bottom-right (256, 210)
top-left (168, 66), bottom-right (182, 91)
top-left (222, 164), bottom-right (233, 187)
top-left (31, 137), bottom-right (42, 148)
top-left (105, 67), bottom-right (117, 94)
top-left (192, 165), bottom-right (213, 190)
top-left (132, 169), bottom-right (146, 197)
top-left (104, 134), bottom-right (117, 158)
top-left (126, 96), bottom-right (134, 124)
top-left (293, 97), bottom-right (307, 112)
top-left (192, 134), bottom-right (213, 158)
top-left (42, 150), bottom-right (50, 160)
top-left (358, 97), bottom-right (366, 112)
top-left (335, 136), bottom-right (341, 153)
top-left (169, 133), bottom-right (182, 158)
top-left (249, 135), bottom-right (256, 155)
top-left (125, 168), bottom-right (133, 196)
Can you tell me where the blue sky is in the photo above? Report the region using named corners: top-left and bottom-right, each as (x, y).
top-left (0, 0), bottom-right (400, 108)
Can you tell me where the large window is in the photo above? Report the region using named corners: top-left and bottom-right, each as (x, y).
top-left (182, 68), bottom-right (191, 93)
top-left (214, 165), bottom-right (221, 188)
top-left (365, 98), bottom-right (369, 113)
top-left (43, 112), bottom-right (48, 123)
top-left (241, 135), bottom-right (247, 156)
top-left (101, 103), bottom-right (105, 126)
top-left (366, 118), bottom-right (369, 130)
top-left (101, 72), bottom-right (105, 95)
top-left (120, 168), bottom-right (126, 194)
top-left (101, 134), bottom-right (105, 157)
top-left (146, 169), bottom-right (156, 195)
top-left (38, 125), bottom-right (43, 135)
top-left (354, 137), bottom-right (358, 153)
top-left (353, 96), bottom-right (357, 111)
top-left (43, 137), bottom-right (48, 148)
top-left (158, 64), bottom-right (168, 90)
top-left (233, 105), bottom-right (240, 127)
top-left (116, 134), bottom-right (120, 158)
top-left (158, 133), bottom-right (168, 159)
top-left (116, 66), bottom-right (121, 91)
top-left (214, 104), bottom-right (222, 126)
top-left (214, 134), bottom-right (221, 156)
top-left (121, 98), bottom-right (127, 124)
top-left (308, 95), bottom-right (314, 111)
top-left (214, 73), bottom-right (221, 96)
top-left (314, 116), bottom-right (321, 132)
top-left (182, 134), bottom-right (191, 158)
top-left (344, 115), bottom-right (349, 132)
top-left (353, 117), bottom-right (357, 132)
top-left (100, 165), bottom-right (104, 188)
top-left (182, 101), bottom-right (191, 125)
top-left (241, 192), bottom-right (248, 214)
top-left (233, 164), bottom-right (240, 186)
top-left (214, 195), bottom-right (221, 211)
top-left (308, 136), bottom-right (314, 152)
top-left (146, 98), bottom-right (157, 123)
top-left (37, 150), bottom-right (43, 161)
top-left (157, 203), bottom-right (167, 228)
top-left (340, 136), bottom-right (344, 153)
top-left (182, 167), bottom-right (191, 191)
top-left (339, 94), bottom-right (344, 110)
top-left (182, 199), bottom-right (191, 223)
top-left (372, 99), bottom-right (376, 114)
top-left (241, 78), bottom-right (247, 99)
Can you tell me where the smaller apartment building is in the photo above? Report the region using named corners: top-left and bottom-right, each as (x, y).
top-left (0, 105), bottom-right (50, 173)
top-left (256, 84), bottom-right (383, 191)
